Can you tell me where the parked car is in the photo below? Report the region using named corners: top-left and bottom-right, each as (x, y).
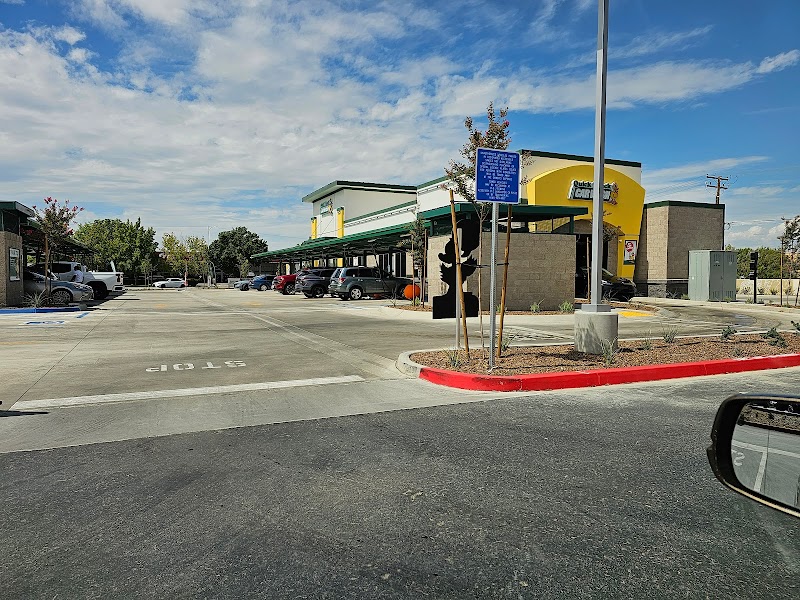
top-left (328, 267), bottom-right (413, 301)
top-left (273, 272), bottom-right (299, 295)
top-left (233, 278), bottom-right (252, 291)
top-left (575, 267), bottom-right (637, 301)
top-left (23, 270), bottom-right (94, 305)
top-left (296, 268), bottom-right (337, 298)
top-left (153, 278), bottom-right (186, 289)
top-left (251, 274), bottom-right (275, 291)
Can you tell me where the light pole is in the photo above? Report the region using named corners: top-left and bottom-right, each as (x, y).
top-left (575, 0), bottom-right (619, 354)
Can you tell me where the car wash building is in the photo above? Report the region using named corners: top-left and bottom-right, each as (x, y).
top-left (252, 149), bottom-right (724, 307)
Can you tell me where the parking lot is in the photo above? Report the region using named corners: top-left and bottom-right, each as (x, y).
top-left (2, 287), bottom-right (797, 412)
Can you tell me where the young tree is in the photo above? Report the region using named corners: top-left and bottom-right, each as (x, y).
top-left (209, 227), bottom-right (268, 276)
top-left (161, 234), bottom-right (209, 283)
top-left (444, 102), bottom-right (514, 353)
top-left (32, 197), bottom-right (83, 298)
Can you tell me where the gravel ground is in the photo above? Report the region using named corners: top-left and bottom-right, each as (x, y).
top-left (411, 332), bottom-right (800, 376)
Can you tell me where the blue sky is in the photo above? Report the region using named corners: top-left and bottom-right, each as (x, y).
top-left (1, 0), bottom-right (798, 250)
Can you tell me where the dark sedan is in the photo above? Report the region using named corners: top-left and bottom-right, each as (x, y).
top-left (576, 267), bottom-right (637, 301)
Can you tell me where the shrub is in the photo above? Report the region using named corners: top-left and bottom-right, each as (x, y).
top-left (444, 348), bottom-right (463, 369)
top-left (558, 300), bottom-right (573, 313)
top-left (662, 325), bottom-right (678, 344)
top-left (769, 285), bottom-right (779, 295)
top-left (600, 338), bottom-right (620, 367)
top-left (721, 325), bottom-right (737, 341)
top-left (740, 284), bottom-right (751, 295)
top-left (25, 291), bottom-right (47, 308)
top-left (530, 300), bottom-right (542, 314)
top-left (499, 332), bottom-right (517, 352)
top-left (791, 320), bottom-right (800, 334)
top-left (680, 294), bottom-right (690, 300)
top-left (757, 285), bottom-right (765, 294)
top-left (640, 329), bottom-right (653, 351)
top-left (761, 327), bottom-right (787, 348)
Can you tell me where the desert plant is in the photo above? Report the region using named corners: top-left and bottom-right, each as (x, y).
top-left (769, 285), bottom-right (779, 295)
top-left (444, 348), bottom-right (463, 369)
top-left (740, 284), bottom-right (751, 295)
top-left (761, 327), bottom-right (787, 348)
top-left (25, 291), bottom-right (48, 308)
top-left (662, 325), bottom-right (678, 344)
top-left (721, 325), bottom-right (738, 341)
top-left (680, 293), bottom-right (690, 300)
top-left (640, 329), bottom-right (653, 351)
top-left (791, 320), bottom-right (800, 334)
top-left (411, 297), bottom-right (421, 307)
top-left (745, 298), bottom-right (754, 304)
top-left (757, 285), bottom-right (765, 294)
top-left (498, 332), bottom-right (517, 352)
top-left (530, 300), bottom-right (542, 314)
top-left (558, 300), bottom-right (573, 313)
top-left (600, 338), bottom-right (620, 367)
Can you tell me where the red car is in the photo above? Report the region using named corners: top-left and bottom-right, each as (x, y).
top-left (272, 272), bottom-right (299, 295)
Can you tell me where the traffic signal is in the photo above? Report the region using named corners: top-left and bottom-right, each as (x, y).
top-left (749, 251), bottom-right (758, 280)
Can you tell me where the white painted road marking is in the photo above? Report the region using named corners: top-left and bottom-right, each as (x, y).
top-left (12, 375), bottom-right (366, 410)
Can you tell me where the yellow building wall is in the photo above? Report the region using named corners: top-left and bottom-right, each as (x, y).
top-left (525, 165), bottom-right (646, 279)
top-left (310, 216), bottom-right (318, 240)
top-left (336, 207), bottom-right (345, 267)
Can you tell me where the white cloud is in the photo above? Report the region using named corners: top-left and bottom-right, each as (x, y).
top-left (1, 3), bottom-right (798, 251)
top-left (0, 0), bottom-right (25, 5)
top-left (756, 49), bottom-right (800, 74)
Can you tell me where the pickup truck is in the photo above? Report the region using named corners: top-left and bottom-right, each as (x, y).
top-left (30, 261), bottom-right (124, 300)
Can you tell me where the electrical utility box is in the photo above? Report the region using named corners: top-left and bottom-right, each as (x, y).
top-left (688, 250), bottom-right (737, 301)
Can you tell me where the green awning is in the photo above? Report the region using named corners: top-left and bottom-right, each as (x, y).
top-left (251, 222), bottom-right (421, 262)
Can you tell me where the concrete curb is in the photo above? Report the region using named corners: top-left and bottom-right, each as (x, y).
top-left (0, 306), bottom-right (81, 314)
top-left (397, 351), bottom-right (800, 392)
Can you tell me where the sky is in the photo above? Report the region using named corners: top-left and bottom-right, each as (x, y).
top-left (1, 0), bottom-right (798, 250)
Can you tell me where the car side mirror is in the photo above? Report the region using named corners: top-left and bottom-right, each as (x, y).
top-left (707, 394), bottom-right (800, 518)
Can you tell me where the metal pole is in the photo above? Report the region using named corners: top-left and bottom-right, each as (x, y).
top-left (489, 202), bottom-right (499, 368)
top-left (589, 0), bottom-right (609, 310)
top-left (497, 206), bottom-right (512, 358)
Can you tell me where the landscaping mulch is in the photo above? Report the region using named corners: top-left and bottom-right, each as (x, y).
top-left (410, 333), bottom-right (800, 376)
top-left (393, 300), bottom-right (655, 316)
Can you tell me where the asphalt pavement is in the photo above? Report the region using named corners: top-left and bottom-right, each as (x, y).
top-left (1, 289), bottom-right (799, 599)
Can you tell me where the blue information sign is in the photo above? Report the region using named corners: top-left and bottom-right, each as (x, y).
top-left (475, 148), bottom-right (521, 204)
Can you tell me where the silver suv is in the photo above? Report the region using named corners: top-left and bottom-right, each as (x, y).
top-left (328, 267), bottom-right (412, 301)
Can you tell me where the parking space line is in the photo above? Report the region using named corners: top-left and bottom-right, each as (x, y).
top-left (13, 375), bottom-right (366, 410)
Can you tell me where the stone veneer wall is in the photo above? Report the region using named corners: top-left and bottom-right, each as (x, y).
top-left (426, 231), bottom-right (576, 311)
top-left (635, 202), bottom-right (724, 297)
top-left (0, 231), bottom-right (24, 307)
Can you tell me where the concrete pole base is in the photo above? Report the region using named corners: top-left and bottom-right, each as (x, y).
top-left (574, 310), bottom-right (619, 354)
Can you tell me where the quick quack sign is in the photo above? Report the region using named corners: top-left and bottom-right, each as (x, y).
top-left (568, 180), bottom-right (619, 205)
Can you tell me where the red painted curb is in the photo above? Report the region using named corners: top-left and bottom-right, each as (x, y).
top-left (417, 353), bottom-right (800, 392)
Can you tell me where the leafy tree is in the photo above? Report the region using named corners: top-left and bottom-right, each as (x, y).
top-left (399, 217), bottom-right (427, 268)
top-left (74, 218), bottom-right (158, 281)
top-left (32, 197), bottom-right (83, 297)
top-left (735, 247), bottom-right (783, 279)
top-left (209, 227), bottom-right (268, 276)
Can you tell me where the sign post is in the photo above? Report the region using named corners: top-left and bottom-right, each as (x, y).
top-left (475, 147), bottom-right (521, 369)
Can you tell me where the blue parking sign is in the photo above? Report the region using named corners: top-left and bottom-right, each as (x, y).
top-left (475, 148), bottom-right (521, 204)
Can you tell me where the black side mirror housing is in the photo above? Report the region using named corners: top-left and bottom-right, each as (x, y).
top-left (708, 394), bottom-right (800, 518)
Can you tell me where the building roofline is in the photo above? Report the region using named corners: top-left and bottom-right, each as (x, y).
top-left (0, 201), bottom-right (35, 218)
top-left (301, 180), bottom-right (418, 203)
top-left (645, 200), bottom-right (725, 210)
top-left (518, 149), bottom-right (641, 168)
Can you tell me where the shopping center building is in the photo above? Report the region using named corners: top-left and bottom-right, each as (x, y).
top-left (252, 150), bottom-right (725, 308)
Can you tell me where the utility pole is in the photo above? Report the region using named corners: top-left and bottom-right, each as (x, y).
top-left (706, 175), bottom-right (729, 205)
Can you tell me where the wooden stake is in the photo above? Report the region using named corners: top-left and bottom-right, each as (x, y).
top-left (449, 190), bottom-right (469, 357)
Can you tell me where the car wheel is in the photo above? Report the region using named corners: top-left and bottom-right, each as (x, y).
top-left (50, 289), bottom-right (72, 306)
top-left (88, 282), bottom-right (108, 300)
top-left (349, 286), bottom-right (363, 301)
top-left (240, 283), bottom-right (249, 291)
top-left (259, 284), bottom-right (268, 291)
top-left (283, 283), bottom-right (295, 295)
top-left (303, 291), bottom-right (313, 298)
top-left (180, 283), bottom-right (185, 288)
top-left (312, 286), bottom-right (326, 298)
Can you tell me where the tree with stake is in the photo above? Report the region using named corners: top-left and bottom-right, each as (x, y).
top-left (445, 103), bottom-right (513, 355)
top-left (32, 197), bottom-right (83, 302)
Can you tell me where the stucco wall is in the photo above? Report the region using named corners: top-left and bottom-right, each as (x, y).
top-left (0, 231), bottom-right (24, 306)
top-left (635, 202), bottom-right (725, 297)
top-left (427, 231), bottom-right (575, 312)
